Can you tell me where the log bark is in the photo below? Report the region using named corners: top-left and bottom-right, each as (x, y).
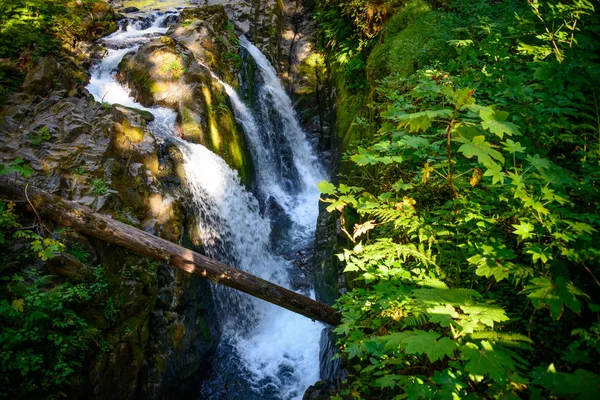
top-left (0, 177), bottom-right (341, 326)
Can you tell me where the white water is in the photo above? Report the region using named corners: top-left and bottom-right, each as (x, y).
top-left (86, 11), bottom-right (323, 400)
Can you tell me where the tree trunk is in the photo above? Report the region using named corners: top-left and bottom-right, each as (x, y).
top-left (0, 177), bottom-right (341, 326)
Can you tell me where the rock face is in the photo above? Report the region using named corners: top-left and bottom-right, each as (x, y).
top-left (117, 5), bottom-right (254, 183)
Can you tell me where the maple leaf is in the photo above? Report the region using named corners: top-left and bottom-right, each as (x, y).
top-left (512, 221), bottom-right (536, 240)
top-left (403, 330), bottom-right (458, 362)
top-left (479, 108), bottom-right (521, 138)
top-left (483, 163), bottom-right (505, 184)
top-left (427, 304), bottom-right (459, 327)
top-left (522, 276), bottom-right (588, 320)
top-left (457, 136), bottom-right (505, 166)
top-left (502, 139), bottom-right (526, 154)
top-left (460, 304), bottom-right (509, 328)
top-left (460, 341), bottom-right (516, 383)
top-left (353, 220), bottom-right (376, 240)
top-left (12, 299), bottom-right (24, 313)
top-left (318, 180), bottom-right (336, 195)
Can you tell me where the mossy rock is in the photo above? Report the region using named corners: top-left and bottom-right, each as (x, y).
top-left (366, 0), bottom-right (456, 82)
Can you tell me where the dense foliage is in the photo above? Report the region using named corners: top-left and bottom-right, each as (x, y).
top-left (0, 0), bottom-right (115, 99)
top-left (316, 0), bottom-right (600, 398)
top-left (0, 164), bottom-right (114, 398)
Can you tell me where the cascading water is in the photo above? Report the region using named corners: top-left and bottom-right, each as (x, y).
top-left (86, 9), bottom-right (325, 400)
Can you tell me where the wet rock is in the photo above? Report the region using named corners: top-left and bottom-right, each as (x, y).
top-left (22, 56), bottom-right (77, 96)
top-left (117, 6), bottom-right (254, 183)
top-left (123, 6), bottom-right (140, 13)
top-left (302, 380), bottom-right (337, 400)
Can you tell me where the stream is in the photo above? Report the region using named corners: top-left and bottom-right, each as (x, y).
top-left (86, 8), bottom-right (325, 400)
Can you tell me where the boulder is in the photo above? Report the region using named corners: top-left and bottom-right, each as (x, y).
top-left (117, 6), bottom-right (254, 183)
top-left (22, 57), bottom-right (77, 96)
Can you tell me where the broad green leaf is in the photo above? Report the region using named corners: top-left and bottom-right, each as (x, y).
top-left (392, 179), bottom-right (414, 191)
top-left (383, 332), bottom-right (412, 351)
top-left (460, 304), bottom-right (509, 327)
top-left (483, 163), bottom-right (505, 185)
top-left (343, 264), bottom-right (360, 273)
top-left (427, 304), bottom-right (459, 327)
top-left (375, 374), bottom-right (400, 389)
top-left (402, 330), bottom-right (458, 362)
top-left (502, 139), bottom-right (526, 154)
top-left (460, 341), bottom-right (516, 383)
top-left (399, 135), bottom-right (429, 149)
top-left (522, 277), bottom-right (588, 319)
top-left (482, 120), bottom-right (520, 139)
top-left (512, 221), bottom-right (535, 240)
top-left (432, 369), bottom-right (467, 393)
top-left (318, 180), bottom-right (336, 195)
top-left (457, 136), bottom-right (505, 166)
top-left (12, 299), bottom-right (24, 312)
top-left (526, 246), bottom-right (553, 264)
top-left (480, 108), bottom-right (520, 138)
top-left (470, 254), bottom-right (511, 281)
top-left (533, 366), bottom-right (600, 399)
top-left (526, 154), bottom-right (551, 170)
top-left (451, 87), bottom-right (476, 108)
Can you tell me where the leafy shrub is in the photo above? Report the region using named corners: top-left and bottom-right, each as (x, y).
top-left (318, 0), bottom-right (600, 397)
top-left (91, 178), bottom-right (109, 196)
top-left (28, 127), bottom-right (52, 147)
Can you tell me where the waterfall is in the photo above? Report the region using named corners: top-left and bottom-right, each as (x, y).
top-left (86, 10), bottom-right (324, 400)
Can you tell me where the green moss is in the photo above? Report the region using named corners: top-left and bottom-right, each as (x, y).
top-left (180, 105), bottom-right (206, 144)
top-left (367, 0), bottom-right (456, 82)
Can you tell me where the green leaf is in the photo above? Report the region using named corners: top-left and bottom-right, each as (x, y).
top-left (384, 332), bottom-right (412, 351)
top-left (11, 299), bottom-right (24, 312)
top-left (427, 304), bottom-right (459, 327)
top-left (526, 154), bottom-right (551, 170)
top-left (502, 139), bottom-right (526, 154)
top-left (399, 135), bottom-right (429, 149)
top-left (402, 330), bottom-right (458, 362)
top-left (318, 180), bottom-right (337, 195)
top-left (522, 277), bottom-right (589, 320)
top-left (470, 254), bottom-right (511, 281)
top-left (533, 366), bottom-right (600, 399)
top-left (460, 341), bottom-right (516, 383)
top-left (482, 120), bottom-right (520, 139)
top-left (392, 179), bottom-right (414, 191)
top-left (480, 108), bottom-right (520, 138)
top-left (457, 136), bottom-right (505, 166)
top-left (375, 374), bottom-right (401, 389)
top-left (460, 304), bottom-right (509, 328)
top-left (512, 221), bottom-right (535, 240)
top-left (483, 163), bottom-right (505, 185)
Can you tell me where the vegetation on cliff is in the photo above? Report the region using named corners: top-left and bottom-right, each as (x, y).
top-left (0, 0), bottom-right (116, 100)
top-left (317, 0), bottom-right (600, 398)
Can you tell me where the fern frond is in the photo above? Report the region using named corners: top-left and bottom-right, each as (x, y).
top-left (33, 274), bottom-right (57, 289)
top-left (401, 313), bottom-right (428, 328)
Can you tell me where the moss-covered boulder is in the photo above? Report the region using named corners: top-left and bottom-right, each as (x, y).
top-left (172, 5), bottom-right (242, 86)
top-left (117, 5), bottom-right (254, 183)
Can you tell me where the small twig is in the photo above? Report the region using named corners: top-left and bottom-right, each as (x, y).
top-left (528, 308), bottom-right (536, 339)
top-left (25, 183), bottom-right (50, 234)
top-left (583, 263), bottom-right (600, 288)
top-left (569, 19), bottom-right (577, 48)
top-left (527, 0), bottom-right (563, 62)
top-left (339, 213), bottom-right (356, 244)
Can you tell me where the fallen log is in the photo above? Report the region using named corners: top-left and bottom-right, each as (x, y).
top-left (0, 177), bottom-right (341, 326)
